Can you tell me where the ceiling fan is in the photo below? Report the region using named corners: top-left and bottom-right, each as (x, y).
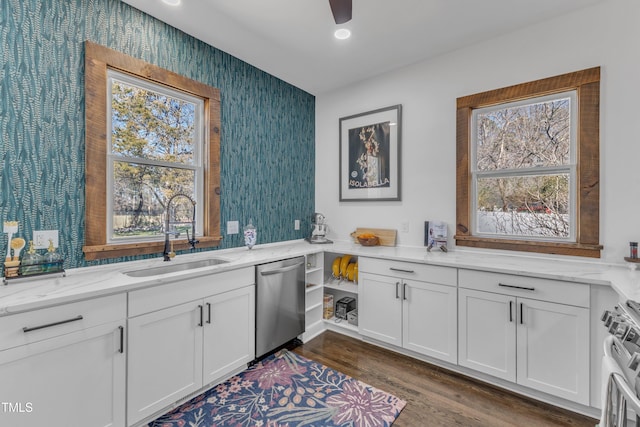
top-left (329, 0), bottom-right (352, 24)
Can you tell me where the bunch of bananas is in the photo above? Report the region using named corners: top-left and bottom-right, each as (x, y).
top-left (331, 255), bottom-right (358, 282)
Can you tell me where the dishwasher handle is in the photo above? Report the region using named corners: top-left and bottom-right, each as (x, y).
top-left (259, 261), bottom-right (305, 276)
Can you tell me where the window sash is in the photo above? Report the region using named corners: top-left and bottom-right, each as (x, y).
top-left (470, 91), bottom-right (577, 242)
top-left (106, 70), bottom-right (205, 244)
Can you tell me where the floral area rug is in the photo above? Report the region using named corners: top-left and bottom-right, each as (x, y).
top-left (148, 349), bottom-right (406, 427)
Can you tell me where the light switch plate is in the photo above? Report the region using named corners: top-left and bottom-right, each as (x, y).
top-left (227, 221), bottom-right (239, 235)
top-left (294, 219), bottom-right (300, 230)
top-left (34, 230), bottom-right (59, 249)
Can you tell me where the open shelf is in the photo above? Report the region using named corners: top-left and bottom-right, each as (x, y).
top-left (305, 283), bottom-right (322, 292)
top-left (305, 266), bottom-right (323, 275)
top-left (324, 276), bottom-right (358, 294)
top-left (323, 317), bottom-right (358, 332)
top-left (306, 302), bottom-right (323, 311)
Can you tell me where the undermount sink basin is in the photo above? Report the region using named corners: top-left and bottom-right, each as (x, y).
top-left (124, 258), bottom-right (229, 278)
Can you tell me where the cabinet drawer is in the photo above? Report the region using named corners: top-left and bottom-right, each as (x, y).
top-left (358, 257), bottom-right (456, 286)
top-left (128, 266), bottom-right (254, 317)
top-left (458, 269), bottom-right (589, 307)
top-left (0, 293), bottom-right (126, 351)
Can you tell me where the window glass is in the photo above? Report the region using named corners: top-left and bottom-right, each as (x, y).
top-left (475, 95), bottom-right (572, 171)
top-left (475, 174), bottom-right (570, 238)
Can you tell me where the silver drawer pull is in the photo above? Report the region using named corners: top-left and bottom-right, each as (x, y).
top-left (389, 267), bottom-right (415, 274)
top-left (498, 283), bottom-right (535, 292)
top-left (23, 315), bottom-right (84, 333)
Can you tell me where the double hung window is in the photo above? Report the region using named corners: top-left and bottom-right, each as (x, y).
top-left (107, 70), bottom-right (204, 243)
top-left (83, 42), bottom-right (221, 260)
top-left (471, 91), bottom-right (576, 241)
top-left (456, 67), bottom-right (601, 258)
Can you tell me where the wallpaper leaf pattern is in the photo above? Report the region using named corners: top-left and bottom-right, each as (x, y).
top-left (0, 0), bottom-right (315, 269)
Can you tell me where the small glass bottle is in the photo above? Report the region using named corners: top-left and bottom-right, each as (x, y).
top-left (21, 241), bottom-right (43, 275)
top-left (244, 219), bottom-right (257, 250)
top-left (43, 239), bottom-right (62, 272)
top-left (631, 242), bottom-right (638, 259)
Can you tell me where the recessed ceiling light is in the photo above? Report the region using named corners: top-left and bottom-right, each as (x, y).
top-left (162, 0), bottom-right (181, 6)
top-left (334, 28), bottom-right (351, 40)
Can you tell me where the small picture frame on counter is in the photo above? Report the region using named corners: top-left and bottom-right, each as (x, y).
top-left (425, 221), bottom-right (448, 252)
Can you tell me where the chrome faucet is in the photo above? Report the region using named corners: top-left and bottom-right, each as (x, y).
top-left (163, 193), bottom-right (198, 261)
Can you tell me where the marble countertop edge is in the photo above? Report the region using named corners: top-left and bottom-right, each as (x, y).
top-left (1, 239), bottom-right (637, 315)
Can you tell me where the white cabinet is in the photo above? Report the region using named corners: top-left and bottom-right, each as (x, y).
top-left (458, 288), bottom-right (515, 379)
top-left (358, 272), bottom-right (402, 346)
top-left (403, 280), bottom-right (458, 362)
top-left (203, 286), bottom-right (255, 384)
top-left (359, 257), bottom-right (457, 363)
top-left (127, 267), bottom-right (255, 425)
top-left (303, 252), bottom-right (325, 341)
top-left (127, 301), bottom-right (203, 424)
top-left (0, 294), bottom-right (126, 427)
top-left (458, 269), bottom-right (590, 405)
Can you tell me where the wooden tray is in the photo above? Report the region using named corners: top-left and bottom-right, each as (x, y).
top-left (351, 228), bottom-right (397, 247)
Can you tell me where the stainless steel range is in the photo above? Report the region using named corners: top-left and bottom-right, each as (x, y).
top-left (600, 300), bottom-right (640, 426)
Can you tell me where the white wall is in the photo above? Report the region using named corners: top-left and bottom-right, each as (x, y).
top-left (315, 0), bottom-right (640, 263)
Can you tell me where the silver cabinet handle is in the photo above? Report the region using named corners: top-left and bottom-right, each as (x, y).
top-left (198, 305), bottom-right (204, 327)
top-left (403, 282), bottom-right (407, 300)
top-left (119, 326), bottom-right (124, 354)
top-left (395, 282), bottom-right (400, 299)
top-left (520, 302), bottom-right (524, 325)
top-left (23, 315), bottom-right (83, 333)
top-left (206, 302), bottom-right (212, 324)
top-left (390, 267), bottom-right (415, 274)
top-left (499, 283), bottom-right (535, 291)
top-left (509, 301), bottom-right (513, 322)
top-left (260, 261), bottom-right (305, 276)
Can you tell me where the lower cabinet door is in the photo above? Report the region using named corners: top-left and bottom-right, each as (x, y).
top-left (127, 301), bottom-right (203, 425)
top-left (516, 298), bottom-right (589, 405)
top-left (458, 288), bottom-right (516, 381)
top-left (359, 272), bottom-right (402, 346)
top-left (403, 280), bottom-right (457, 363)
top-left (0, 321), bottom-right (125, 427)
top-left (203, 285), bottom-right (255, 386)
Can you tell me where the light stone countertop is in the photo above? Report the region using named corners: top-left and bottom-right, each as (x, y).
top-left (1, 239), bottom-right (639, 315)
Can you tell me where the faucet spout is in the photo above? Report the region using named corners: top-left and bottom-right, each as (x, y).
top-left (163, 193), bottom-right (197, 261)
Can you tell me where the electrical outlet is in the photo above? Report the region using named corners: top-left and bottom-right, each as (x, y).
top-left (33, 230), bottom-right (59, 249)
top-left (401, 220), bottom-right (409, 233)
top-left (294, 219), bottom-right (300, 230)
top-left (226, 221), bottom-right (239, 235)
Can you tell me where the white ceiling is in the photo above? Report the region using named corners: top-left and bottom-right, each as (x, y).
top-left (121, 0), bottom-right (605, 95)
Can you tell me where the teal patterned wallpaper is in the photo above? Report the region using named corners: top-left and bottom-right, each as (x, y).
top-left (0, 0), bottom-right (315, 269)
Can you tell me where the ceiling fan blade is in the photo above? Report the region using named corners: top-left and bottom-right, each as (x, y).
top-left (329, 0), bottom-right (352, 24)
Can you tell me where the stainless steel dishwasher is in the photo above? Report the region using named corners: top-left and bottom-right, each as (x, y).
top-left (255, 256), bottom-right (305, 358)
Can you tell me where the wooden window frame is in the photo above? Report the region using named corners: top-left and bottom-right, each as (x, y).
top-left (83, 41), bottom-right (221, 261)
top-left (455, 67), bottom-right (602, 258)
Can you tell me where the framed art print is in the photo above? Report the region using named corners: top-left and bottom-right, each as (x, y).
top-left (339, 104), bottom-right (402, 201)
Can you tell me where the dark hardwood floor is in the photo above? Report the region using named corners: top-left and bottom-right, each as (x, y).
top-left (292, 331), bottom-right (598, 427)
